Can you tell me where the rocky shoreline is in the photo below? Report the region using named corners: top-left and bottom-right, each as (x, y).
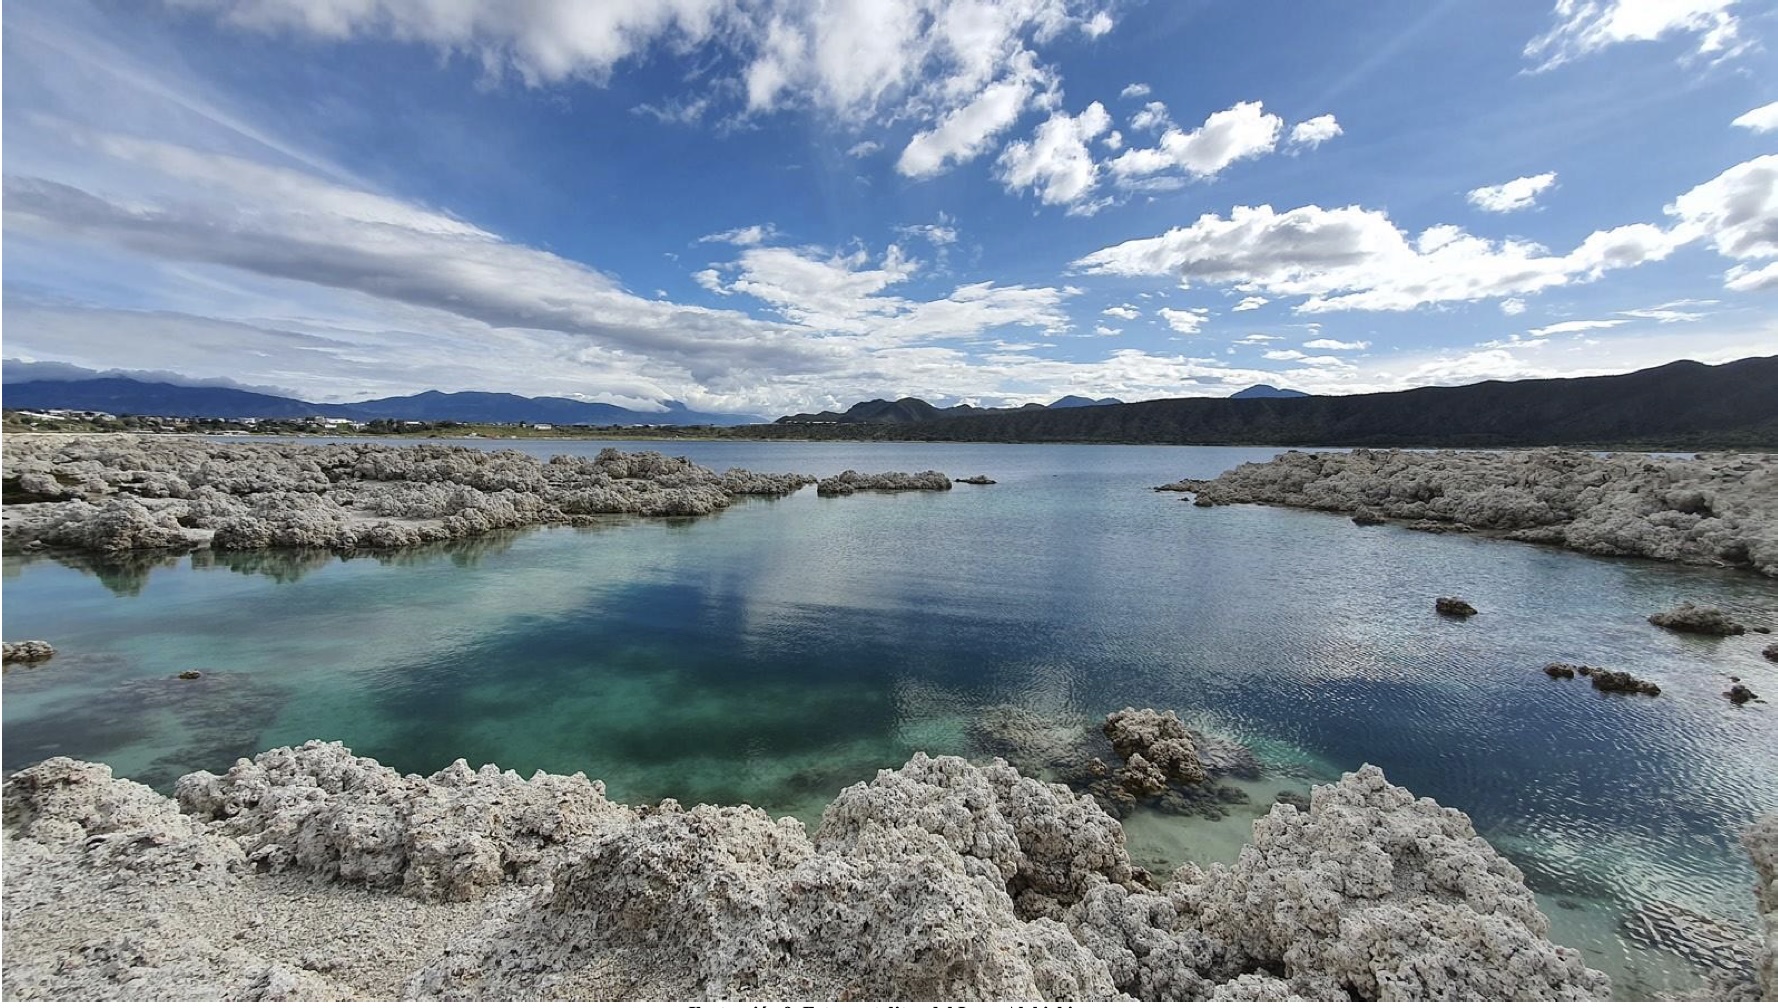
top-left (0, 436), bottom-right (953, 557)
top-left (20, 734), bottom-right (1758, 1002)
top-left (1167, 449), bottom-right (1778, 576)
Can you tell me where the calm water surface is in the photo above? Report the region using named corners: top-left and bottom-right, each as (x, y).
top-left (5, 438), bottom-right (1775, 997)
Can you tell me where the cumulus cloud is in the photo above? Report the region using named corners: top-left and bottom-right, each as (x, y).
top-left (1092, 325), bottom-right (1122, 336)
top-left (700, 223), bottom-right (779, 245)
top-left (897, 53), bottom-right (1054, 178)
top-left (1231, 295), bottom-right (1269, 311)
top-left (1102, 304), bottom-right (1140, 319)
top-left (1725, 261), bottom-right (1778, 291)
top-left (1076, 153), bottom-right (1778, 311)
top-left (1108, 100), bottom-right (1283, 184)
top-left (1524, 0), bottom-right (1747, 70)
top-left (1733, 101), bottom-right (1778, 133)
top-left (175, 0), bottom-right (1114, 182)
top-left (996, 101), bottom-right (1112, 211)
top-left (1287, 114), bottom-right (1342, 149)
top-left (1158, 306), bottom-right (1209, 334)
top-left (846, 139), bottom-right (882, 157)
top-left (1119, 82), bottom-right (1151, 99)
top-left (1303, 338), bottom-right (1369, 350)
top-left (1130, 101), bottom-right (1172, 132)
top-left (1500, 297), bottom-right (1528, 315)
top-left (1466, 172), bottom-right (1558, 212)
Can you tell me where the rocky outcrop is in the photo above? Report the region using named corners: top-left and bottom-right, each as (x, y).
top-left (1727, 684), bottom-right (1760, 704)
top-left (2, 640), bottom-right (55, 664)
top-left (3, 743), bottom-right (1622, 1001)
top-left (1435, 596), bottom-right (1478, 617)
top-left (175, 741), bottom-right (634, 902)
top-left (956, 474), bottom-right (997, 485)
top-left (1544, 663), bottom-right (1584, 679)
top-left (1649, 602), bottom-right (1748, 636)
top-left (1748, 814), bottom-right (1778, 998)
top-left (815, 469), bottom-right (952, 496)
top-left (1766, 642), bottom-right (1778, 662)
top-left (0, 437), bottom-right (860, 556)
top-left (1585, 668), bottom-right (1662, 696)
top-left (1176, 448), bottom-right (1778, 576)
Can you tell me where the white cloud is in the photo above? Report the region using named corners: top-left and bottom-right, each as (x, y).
top-left (1725, 261), bottom-right (1778, 291)
top-left (1102, 130), bottom-right (1124, 151)
top-left (1120, 82), bottom-right (1151, 99)
top-left (896, 215), bottom-right (959, 247)
top-left (1082, 11), bottom-right (1114, 37)
top-left (1093, 325), bottom-right (1122, 336)
top-left (1287, 114), bottom-right (1342, 149)
top-left (996, 101), bottom-right (1112, 211)
top-left (700, 223), bottom-right (778, 245)
top-left (1500, 297), bottom-right (1528, 315)
top-left (1528, 319), bottom-right (1628, 336)
top-left (1263, 349), bottom-right (1346, 365)
top-left (1478, 334), bottom-right (1550, 349)
top-left (1467, 172), bottom-right (1558, 212)
top-left (1231, 295), bottom-right (1269, 311)
top-left (1733, 101), bottom-right (1778, 133)
top-left (1108, 100), bottom-right (1283, 183)
top-left (1130, 101), bottom-right (1172, 132)
top-left (1524, 0), bottom-right (1747, 70)
top-left (897, 53), bottom-right (1053, 178)
top-left (1071, 152), bottom-right (1778, 311)
top-left (1303, 338), bottom-right (1369, 350)
top-left (846, 139), bottom-right (882, 157)
top-left (1402, 349), bottom-right (1555, 385)
top-left (1234, 334), bottom-right (1284, 344)
top-left (1618, 304), bottom-right (1708, 322)
top-left (1158, 306), bottom-right (1209, 334)
top-left (1102, 304), bottom-right (1140, 319)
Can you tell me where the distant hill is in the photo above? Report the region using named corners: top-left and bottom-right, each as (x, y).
top-left (1230, 384), bottom-right (1308, 399)
top-left (777, 394), bottom-right (1122, 424)
top-left (1, 376), bottom-right (761, 426)
top-left (761, 357), bottom-right (1778, 449)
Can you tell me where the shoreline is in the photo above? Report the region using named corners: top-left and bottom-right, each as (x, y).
top-left (13, 735), bottom-right (1759, 1001)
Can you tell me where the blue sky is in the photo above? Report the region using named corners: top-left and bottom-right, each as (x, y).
top-left (3, 0), bottom-right (1775, 416)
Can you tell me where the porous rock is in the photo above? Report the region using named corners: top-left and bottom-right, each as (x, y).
top-left (1747, 814), bottom-right (1778, 998)
top-left (1181, 448), bottom-right (1778, 576)
top-left (175, 740), bottom-right (634, 901)
top-left (1587, 668), bottom-right (1662, 696)
top-left (815, 469), bottom-right (952, 496)
top-left (1650, 602), bottom-right (1748, 636)
top-left (1727, 684), bottom-right (1759, 704)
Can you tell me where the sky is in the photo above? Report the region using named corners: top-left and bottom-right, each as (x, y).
top-left (3, 0), bottom-right (1776, 417)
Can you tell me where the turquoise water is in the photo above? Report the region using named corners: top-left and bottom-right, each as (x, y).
top-left (4, 439), bottom-right (1775, 996)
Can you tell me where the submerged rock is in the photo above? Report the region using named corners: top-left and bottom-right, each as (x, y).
top-left (956, 474), bottom-right (997, 485)
top-left (1179, 448), bottom-right (1778, 576)
top-left (2, 641), bottom-right (55, 665)
top-left (1650, 602), bottom-right (1748, 636)
top-left (1766, 642), bottom-right (1778, 662)
top-left (1435, 596), bottom-right (1478, 617)
top-left (176, 669), bottom-right (203, 680)
top-left (1727, 684), bottom-right (1760, 704)
top-left (1586, 668), bottom-right (1662, 696)
top-left (1545, 663), bottom-right (1583, 679)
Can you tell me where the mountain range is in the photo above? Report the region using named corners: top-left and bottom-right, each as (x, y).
top-left (776, 395), bottom-right (1123, 424)
top-left (1, 377), bottom-right (763, 426)
top-left (762, 357), bottom-right (1778, 449)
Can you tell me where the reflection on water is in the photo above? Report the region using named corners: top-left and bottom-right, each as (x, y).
top-left (4, 439), bottom-right (1775, 998)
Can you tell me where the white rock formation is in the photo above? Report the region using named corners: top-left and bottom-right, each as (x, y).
top-left (1177, 448), bottom-right (1778, 576)
top-left (2, 437), bottom-right (830, 555)
top-left (2, 741), bottom-right (1629, 1001)
top-left (815, 469), bottom-right (952, 496)
top-left (1, 641), bottom-right (55, 664)
top-left (1748, 814), bottom-right (1778, 998)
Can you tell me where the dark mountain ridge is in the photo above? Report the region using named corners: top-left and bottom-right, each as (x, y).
top-left (1, 377), bottom-right (762, 426)
top-left (766, 357), bottom-right (1778, 449)
top-left (777, 394), bottom-right (1122, 424)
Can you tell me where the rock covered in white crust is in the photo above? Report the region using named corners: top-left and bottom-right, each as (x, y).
top-left (4, 745), bottom-right (1627, 1001)
top-left (1179, 448), bottom-right (1778, 576)
top-left (1747, 814), bottom-right (1778, 998)
top-left (1183, 765), bottom-right (1611, 1000)
top-left (174, 741), bottom-right (634, 901)
top-left (1649, 601), bottom-right (1748, 635)
top-left (815, 469), bottom-right (952, 495)
top-left (1, 640), bottom-right (55, 664)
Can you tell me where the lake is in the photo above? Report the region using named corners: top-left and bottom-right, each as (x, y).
top-left (4, 438), bottom-right (1775, 997)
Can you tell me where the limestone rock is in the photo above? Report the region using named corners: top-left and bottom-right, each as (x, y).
top-left (1183, 764), bottom-right (1612, 1000)
top-left (175, 740), bottom-right (633, 901)
top-left (1746, 814), bottom-right (1778, 998)
top-left (815, 469), bottom-right (952, 496)
top-left (1765, 642), bottom-right (1778, 662)
top-left (1727, 684), bottom-right (1759, 704)
top-left (1650, 602), bottom-right (1748, 636)
top-left (1102, 708), bottom-right (1207, 787)
top-left (1585, 667), bottom-right (1662, 696)
top-left (1178, 448), bottom-right (1778, 576)
top-left (2, 640), bottom-right (55, 664)
top-left (956, 474), bottom-right (997, 485)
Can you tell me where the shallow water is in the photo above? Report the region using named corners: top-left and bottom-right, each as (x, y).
top-left (4, 438), bottom-right (1775, 997)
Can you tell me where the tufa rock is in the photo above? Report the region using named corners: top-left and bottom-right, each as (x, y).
top-left (1726, 684), bottom-right (1759, 704)
top-left (2, 640), bottom-right (56, 664)
top-left (956, 475), bottom-right (997, 485)
top-left (1587, 668), bottom-right (1662, 696)
top-left (1649, 602), bottom-right (1747, 636)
